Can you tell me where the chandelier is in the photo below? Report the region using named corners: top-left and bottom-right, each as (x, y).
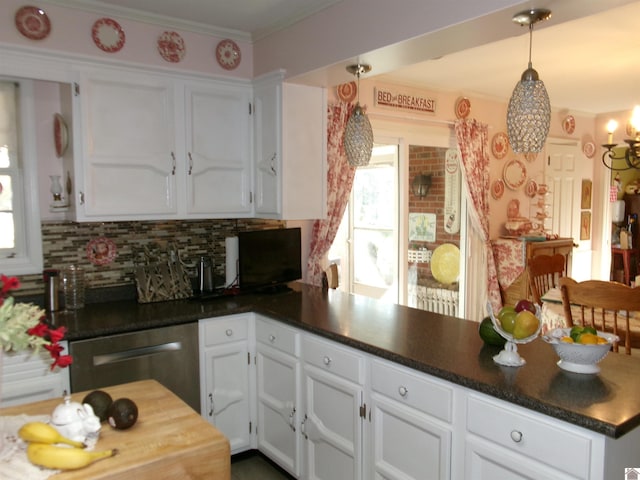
top-left (601, 106), bottom-right (640, 170)
top-left (343, 64), bottom-right (373, 167)
top-left (506, 9), bottom-right (552, 161)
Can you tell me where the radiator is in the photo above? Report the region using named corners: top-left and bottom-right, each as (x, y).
top-left (408, 285), bottom-right (459, 317)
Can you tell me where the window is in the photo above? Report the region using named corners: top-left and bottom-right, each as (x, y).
top-left (0, 79), bottom-right (43, 274)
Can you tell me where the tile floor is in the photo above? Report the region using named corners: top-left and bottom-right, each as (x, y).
top-left (231, 453), bottom-right (293, 480)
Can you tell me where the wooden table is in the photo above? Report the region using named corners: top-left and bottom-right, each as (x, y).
top-left (0, 380), bottom-right (230, 480)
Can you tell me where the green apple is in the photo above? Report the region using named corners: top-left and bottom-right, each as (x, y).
top-left (498, 308), bottom-right (517, 333)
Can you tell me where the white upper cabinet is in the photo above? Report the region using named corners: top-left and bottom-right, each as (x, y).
top-left (72, 67), bottom-right (252, 221)
top-left (253, 71), bottom-right (327, 220)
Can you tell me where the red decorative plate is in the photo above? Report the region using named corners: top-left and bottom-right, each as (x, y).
top-left (491, 132), bottom-right (509, 159)
top-left (337, 82), bottom-right (357, 102)
top-left (491, 179), bottom-right (505, 200)
top-left (15, 6), bottom-right (51, 40)
top-left (583, 141), bottom-right (595, 158)
top-left (53, 113), bottom-right (68, 158)
top-left (455, 97), bottom-right (471, 119)
top-left (86, 237), bottom-right (117, 266)
top-left (503, 158), bottom-right (527, 190)
top-left (525, 178), bottom-right (538, 198)
top-left (158, 31), bottom-right (185, 63)
top-left (92, 18), bottom-right (125, 53)
top-left (215, 39), bottom-right (241, 70)
top-left (562, 115), bottom-right (575, 135)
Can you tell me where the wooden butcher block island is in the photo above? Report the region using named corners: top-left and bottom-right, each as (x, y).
top-left (0, 380), bottom-right (230, 480)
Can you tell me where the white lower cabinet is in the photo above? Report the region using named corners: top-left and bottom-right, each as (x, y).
top-left (255, 315), bottom-right (301, 477)
top-left (199, 314), bottom-right (252, 454)
top-left (301, 334), bottom-right (366, 480)
top-left (0, 341), bottom-right (70, 407)
top-left (369, 359), bottom-right (453, 480)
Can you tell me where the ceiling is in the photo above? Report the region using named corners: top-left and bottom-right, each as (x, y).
top-left (50, 0), bottom-right (640, 115)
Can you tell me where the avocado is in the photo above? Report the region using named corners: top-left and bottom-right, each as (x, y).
top-left (107, 398), bottom-right (138, 430)
top-left (82, 390), bottom-right (113, 423)
top-left (479, 316), bottom-right (507, 347)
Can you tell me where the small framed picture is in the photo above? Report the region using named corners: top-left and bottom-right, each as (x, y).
top-left (581, 179), bottom-right (592, 209)
top-left (580, 211), bottom-right (591, 240)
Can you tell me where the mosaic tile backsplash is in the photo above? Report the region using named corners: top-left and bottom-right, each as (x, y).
top-left (15, 218), bottom-right (284, 296)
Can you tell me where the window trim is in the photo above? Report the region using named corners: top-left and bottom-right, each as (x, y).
top-left (1, 78), bottom-right (43, 275)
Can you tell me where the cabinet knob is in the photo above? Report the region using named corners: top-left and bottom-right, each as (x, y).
top-left (398, 386), bottom-right (408, 397)
top-left (225, 329), bottom-right (233, 337)
top-left (323, 356), bottom-right (332, 366)
top-left (510, 430), bottom-right (523, 443)
top-left (269, 334), bottom-right (276, 343)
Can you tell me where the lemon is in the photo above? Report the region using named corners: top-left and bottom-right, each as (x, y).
top-left (560, 336), bottom-right (574, 343)
top-left (577, 333), bottom-right (598, 344)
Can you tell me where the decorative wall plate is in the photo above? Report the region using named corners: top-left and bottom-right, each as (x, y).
top-left (157, 31), bottom-right (185, 63)
top-left (582, 141), bottom-right (595, 158)
top-left (503, 158), bottom-right (527, 190)
top-left (491, 178), bottom-right (505, 200)
top-left (491, 132), bottom-right (509, 159)
top-left (454, 97), bottom-right (471, 119)
top-left (337, 81), bottom-right (357, 102)
top-left (86, 237), bottom-right (117, 265)
top-left (15, 6), bottom-right (51, 40)
top-left (92, 18), bottom-right (125, 53)
top-left (525, 178), bottom-right (538, 198)
top-left (430, 243), bottom-right (460, 285)
top-left (562, 115), bottom-right (575, 134)
top-left (215, 39), bottom-right (241, 70)
top-left (53, 113), bottom-right (68, 158)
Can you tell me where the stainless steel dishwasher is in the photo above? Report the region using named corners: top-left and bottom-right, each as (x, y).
top-left (69, 323), bottom-right (200, 413)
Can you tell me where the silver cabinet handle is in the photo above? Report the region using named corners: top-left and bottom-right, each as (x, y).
top-left (270, 153), bottom-right (276, 175)
top-left (170, 152), bottom-right (176, 175)
top-left (269, 334), bottom-right (276, 343)
top-left (93, 342), bottom-right (181, 365)
top-left (300, 414), bottom-right (307, 439)
top-left (288, 406), bottom-right (296, 432)
top-left (225, 329), bottom-right (233, 337)
top-left (398, 386), bottom-right (408, 397)
top-left (208, 393), bottom-right (214, 416)
top-left (188, 152), bottom-right (193, 175)
top-left (323, 356), bottom-right (332, 366)
top-left (510, 430), bottom-right (523, 443)
top-left (78, 191), bottom-right (85, 205)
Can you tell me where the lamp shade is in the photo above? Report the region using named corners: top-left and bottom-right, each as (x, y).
top-left (506, 67), bottom-right (551, 157)
top-left (344, 103), bottom-right (374, 167)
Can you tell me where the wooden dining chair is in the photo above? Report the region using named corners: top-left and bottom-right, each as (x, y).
top-left (527, 254), bottom-right (566, 305)
top-left (559, 277), bottom-right (640, 354)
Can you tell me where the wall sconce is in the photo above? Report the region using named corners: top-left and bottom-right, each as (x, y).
top-left (412, 173), bottom-right (432, 198)
top-left (601, 106), bottom-right (640, 170)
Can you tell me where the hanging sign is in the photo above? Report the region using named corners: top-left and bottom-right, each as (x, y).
top-left (374, 87), bottom-right (436, 114)
top-left (444, 149), bottom-right (461, 234)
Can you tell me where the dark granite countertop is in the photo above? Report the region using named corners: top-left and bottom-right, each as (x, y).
top-left (42, 282), bottom-right (640, 439)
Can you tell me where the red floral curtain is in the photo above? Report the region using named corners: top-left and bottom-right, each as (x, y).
top-left (454, 119), bottom-right (502, 312)
top-left (306, 102), bottom-right (356, 286)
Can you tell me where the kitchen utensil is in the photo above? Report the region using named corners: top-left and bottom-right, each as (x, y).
top-left (198, 255), bottom-right (214, 292)
top-left (43, 269), bottom-right (60, 312)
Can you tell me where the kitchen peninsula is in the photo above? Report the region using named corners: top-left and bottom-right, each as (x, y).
top-left (16, 283), bottom-right (640, 479)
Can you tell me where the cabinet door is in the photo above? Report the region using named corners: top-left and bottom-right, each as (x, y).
top-left (256, 344), bottom-right (300, 477)
top-left (301, 364), bottom-right (363, 480)
top-left (253, 79), bottom-right (281, 216)
top-left (201, 342), bottom-right (251, 454)
top-left (184, 82), bottom-right (252, 216)
top-left (78, 70), bottom-right (177, 218)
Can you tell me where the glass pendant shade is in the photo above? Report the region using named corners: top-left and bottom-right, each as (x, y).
top-left (344, 103), bottom-right (374, 166)
top-left (506, 66), bottom-right (551, 157)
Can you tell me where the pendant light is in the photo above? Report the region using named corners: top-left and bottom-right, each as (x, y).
top-left (506, 9), bottom-right (552, 161)
top-left (343, 64), bottom-right (373, 167)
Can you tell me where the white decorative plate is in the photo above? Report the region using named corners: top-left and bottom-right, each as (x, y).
top-left (157, 31), bottom-right (185, 63)
top-left (491, 132), bottom-right (509, 159)
top-left (15, 6), bottom-right (51, 40)
top-left (430, 243), bottom-right (460, 285)
top-left (562, 115), bottom-right (575, 134)
top-left (215, 39), bottom-right (241, 70)
top-left (53, 113), bottom-right (68, 158)
top-left (454, 97), bottom-right (471, 119)
top-left (491, 179), bottom-right (505, 200)
top-left (92, 18), bottom-right (125, 53)
top-left (582, 141), bottom-right (595, 158)
top-left (503, 158), bottom-right (527, 190)
top-left (337, 81), bottom-right (357, 102)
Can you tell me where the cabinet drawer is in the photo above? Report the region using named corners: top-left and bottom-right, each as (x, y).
top-left (302, 335), bottom-right (364, 384)
top-left (200, 315), bottom-right (249, 347)
top-left (371, 359), bottom-right (453, 423)
top-left (466, 395), bottom-right (592, 478)
top-left (255, 316), bottom-right (299, 356)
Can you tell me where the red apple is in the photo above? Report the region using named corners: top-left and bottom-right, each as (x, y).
top-left (515, 299), bottom-right (536, 314)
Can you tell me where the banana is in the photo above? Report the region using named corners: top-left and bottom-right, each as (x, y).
top-left (18, 422), bottom-right (85, 448)
top-left (26, 443), bottom-right (118, 470)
